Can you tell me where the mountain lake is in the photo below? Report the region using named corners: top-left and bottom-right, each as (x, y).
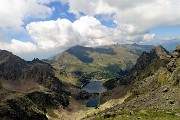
top-left (81, 81), bottom-right (107, 107)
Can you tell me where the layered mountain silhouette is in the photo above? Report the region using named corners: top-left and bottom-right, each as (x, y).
top-left (50, 44), bottom-right (153, 85)
top-left (0, 44), bottom-right (179, 120)
top-left (0, 50), bottom-right (69, 120)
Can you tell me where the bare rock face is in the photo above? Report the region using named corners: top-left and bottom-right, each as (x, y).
top-left (0, 91), bottom-right (70, 120)
top-left (0, 51), bottom-right (65, 92)
top-left (0, 50), bottom-right (70, 120)
top-left (121, 46), bottom-right (165, 85)
top-left (26, 91), bottom-right (69, 108)
top-left (167, 44), bottom-right (180, 71)
top-left (0, 51), bottom-right (26, 80)
top-left (83, 45), bottom-right (180, 120)
top-left (134, 52), bottom-right (155, 70)
top-left (166, 59), bottom-right (176, 72)
top-left (123, 45), bottom-right (180, 108)
top-left (171, 52), bottom-right (179, 58)
top-left (175, 44), bottom-right (180, 52)
top-left (171, 44), bottom-right (180, 58)
top-left (0, 97), bottom-right (48, 120)
top-left (150, 45), bottom-right (169, 59)
top-left (26, 60), bottom-right (65, 92)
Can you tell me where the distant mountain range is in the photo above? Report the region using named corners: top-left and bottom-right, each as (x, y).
top-left (0, 43), bottom-right (179, 120)
top-left (159, 38), bottom-right (180, 51)
top-left (49, 44), bottom-right (153, 85)
top-left (162, 41), bottom-right (180, 51)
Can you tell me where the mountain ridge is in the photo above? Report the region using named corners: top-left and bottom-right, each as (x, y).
top-left (89, 44), bottom-right (180, 120)
top-left (0, 44), bottom-right (179, 120)
top-left (0, 50), bottom-right (70, 120)
top-left (50, 44), bottom-right (153, 86)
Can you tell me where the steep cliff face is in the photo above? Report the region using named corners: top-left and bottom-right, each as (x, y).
top-left (26, 59), bottom-right (65, 93)
top-left (91, 45), bottom-right (180, 119)
top-left (0, 50), bottom-right (69, 120)
top-left (0, 50), bottom-right (26, 80)
top-left (123, 45), bottom-right (169, 84)
top-left (126, 45), bottom-right (179, 107)
top-left (0, 52), bottom-right (65, 92)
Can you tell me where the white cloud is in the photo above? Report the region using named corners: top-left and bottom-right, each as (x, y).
top-left (0, 0), bottom-right (179, 60)
top-left (0, 39), bottom-right (38, 55)
top-left (0, 38), bottom-right (61, 60)
top-left (67, 0), bottom-right (180, 34)
top-left (26, 16), bottom-right (155, 52)
top-left (0, 0), bottom-right (55, 32)
top-left (26, 19), bottom-right (81, 50)
top-left (67, 0), bottom-right (116, 18)
top-left (26, 16), bottom-right (115, 50)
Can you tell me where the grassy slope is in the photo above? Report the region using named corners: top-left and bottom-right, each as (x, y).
top-left (52, 44), bottom-right (152, 86)
top-left (87, 45), bottom-right (180, 120)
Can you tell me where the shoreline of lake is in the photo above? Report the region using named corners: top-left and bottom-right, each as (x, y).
top-left (81, 81), bottom-right (107, 107)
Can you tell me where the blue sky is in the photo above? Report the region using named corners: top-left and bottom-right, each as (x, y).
top-left (47, 2), bottom-right (76, 22)
top-left (0, 0), bottom-right (179, 60)
top-left (150, 26), bottom-right (180, 39)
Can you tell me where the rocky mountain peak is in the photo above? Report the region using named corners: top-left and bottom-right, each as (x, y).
top-left (0, 50), bottom-right (70, 120)
top-left (0, 50), bottom-right (26, 64)
top-left (150, 45), bottom-right (169, 59)
top-left (0, 50), bottom-right (12, 56)
top-left (170, 44), bottom-right (180, 58)
top-left (124, 51), bottom-right (155, 83)
top-left (122, 45), bottom-right (168, 84)
top-left (127, 45), bottom-right (167, 73)
top-left (175, 44), bottom-right (180, 52)
top-left (0, 50), bottom-right (13, 63)
top-left (0, 50), bottom-right (27, 80)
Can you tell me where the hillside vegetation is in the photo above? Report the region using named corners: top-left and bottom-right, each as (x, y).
top-left (88, 45), bottom-right (180, 120)
top-left (51, 44), bottom-right (153, 85)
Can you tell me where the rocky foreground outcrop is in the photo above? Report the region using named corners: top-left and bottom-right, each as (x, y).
top-left (92, 45), bottom-right (180, 119)
top-left (119, 45), bottom-right (170, 85)
top-left (0, 50), bottom-right (70, 120)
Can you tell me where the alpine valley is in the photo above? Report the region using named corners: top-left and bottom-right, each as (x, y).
top-left (0, 44), bottom-right (180, 120)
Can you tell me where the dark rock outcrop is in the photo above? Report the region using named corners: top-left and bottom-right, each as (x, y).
top-left (150, 45), bottom-right (169, 59)
top-left (0, 51), bottom-right (26, 80)
top-left (171, 45), bottom-right (180, 58)
top-left (0, 97), bottom-right (48, 120)
top-left (76, 91), bottom-right (91, 100)
top-left (27, 91), bottom-right (69, 108)
top-left (0, 50), bottom-right (70, 120)
top-left (0, 50), bottom-right (65, 93)
top-left (91, 44), bottom-right (180, 119)
top-left (121, 45), bottom-right (169, 85)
